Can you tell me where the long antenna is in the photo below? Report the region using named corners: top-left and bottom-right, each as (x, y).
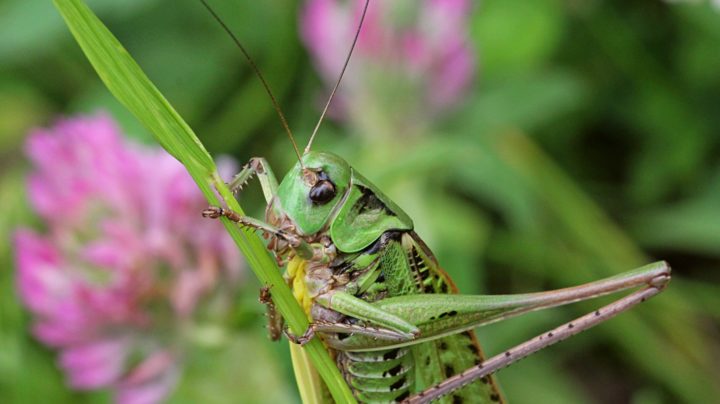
top-left (304, 0), bottom-right (370, 154)
top-left (199, 0), bottom-right (304, 167)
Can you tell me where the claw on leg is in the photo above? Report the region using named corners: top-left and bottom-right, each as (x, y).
top-left (259, 285), bottom-right (273, 304)
top-left (284, 325), bottom-right (316, 346)
top-left (202, 206), bottom-right (242, 221)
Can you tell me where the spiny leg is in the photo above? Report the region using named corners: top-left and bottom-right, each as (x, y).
top-left (202, 206), bottom-right (314, 259)
top-left (259, 286), bottom-right (283, 341)
top-left (216, 158), bottom-right (288, 339)
top-left (402, 271), bottom-right (670, 404)
top-left (286, 263), bottom-right (670, 350)
top-left (324, 261), bottom-right (671, 351)
top-left (283, 321), bottom-right (413, 346)
top-left (227, 157), bottom-right (279, 203)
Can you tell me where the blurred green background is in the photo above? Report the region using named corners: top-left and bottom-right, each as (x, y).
top-left (1, 0), bottom-right (719, 403)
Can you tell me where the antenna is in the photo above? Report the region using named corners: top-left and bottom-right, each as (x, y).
top-left (199, 0), bottom-right (304, 167)
top-left (304, 0), bottom-right (370, 154)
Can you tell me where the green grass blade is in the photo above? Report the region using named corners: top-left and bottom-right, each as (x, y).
top-left (54, 1), bottom-right (213, 174)
top-left (52, 0), bottom-right (354, 402)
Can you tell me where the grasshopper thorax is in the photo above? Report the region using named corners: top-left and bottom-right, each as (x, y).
top-left (273, 151), bottom-right (352, 237)
top-left (270, 151), bottom-right (413, 254)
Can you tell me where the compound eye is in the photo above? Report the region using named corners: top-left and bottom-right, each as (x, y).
top-left (309, 180), bottom-right (336, 205)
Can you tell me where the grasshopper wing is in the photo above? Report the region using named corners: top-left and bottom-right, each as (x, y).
top-left (403, 232), bottom-right (505, 403)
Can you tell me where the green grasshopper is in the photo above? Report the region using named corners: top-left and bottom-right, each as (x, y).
top-left (199, 1), bottom-right (671, 402)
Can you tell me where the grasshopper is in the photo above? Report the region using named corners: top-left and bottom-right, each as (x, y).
top-left (199, 1), bottom-right (671, 402)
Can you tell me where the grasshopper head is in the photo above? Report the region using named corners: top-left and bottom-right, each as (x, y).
top-left (275, 151), bottom-right (351, 235)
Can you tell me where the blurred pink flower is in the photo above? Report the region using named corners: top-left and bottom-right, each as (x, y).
top-left (301, 0), bottom-right (475, 133)
top-left (14, 113), bottom-right (243, 403)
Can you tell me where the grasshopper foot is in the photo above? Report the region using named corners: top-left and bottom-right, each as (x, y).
top-left (202, 206), bottom-right (223, 219)
top-left (259, 285), bottom-right (273, 304)
top-left (284, 325), bottom-right (316, 346)
top-left (202, 206), bottom-right (243, 221)
top-left (202, 206), bottom-right (246, 224)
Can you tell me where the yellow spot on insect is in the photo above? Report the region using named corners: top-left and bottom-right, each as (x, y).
top-left (287, 256), bottom-right (313, 318)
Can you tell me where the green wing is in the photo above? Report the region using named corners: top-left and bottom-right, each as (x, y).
top-left (403, 232), bottom-right (505, 404)
top-left (330, 170), bottom-right (413, 253)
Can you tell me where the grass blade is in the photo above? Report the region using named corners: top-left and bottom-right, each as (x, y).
top-left (51, 0), bottom-right (354, 402)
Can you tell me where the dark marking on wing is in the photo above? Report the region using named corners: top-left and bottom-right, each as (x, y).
top-left (390, 378), bottom-right (406, 391)
top-left (439, 310), bottom-right (458, 319)
top-left (385, 364), bottom-right (403, 377)
top-left (401, 232), bottom-right (506, 403)
top-left (445, 365), bottom-right (456, 377)
top-left (467, 344), bottom-right (480, 356)
top-left (383, 349), bottom-right (400, 361)
top-left (407, 245), bottom-right (428, 290)
top-left (353, 186), bottom-right (396, 217)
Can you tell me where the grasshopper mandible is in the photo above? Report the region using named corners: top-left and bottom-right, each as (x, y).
top-left (199, 1), bottom-right (671, 402)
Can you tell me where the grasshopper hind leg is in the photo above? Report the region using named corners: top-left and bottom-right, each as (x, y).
top-left (403, 269), bottom-right (670, 403)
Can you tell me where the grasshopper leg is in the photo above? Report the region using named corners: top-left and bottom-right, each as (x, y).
top-left (283, 290), bottom-right (424, 346)
top-left (259, 286), bottom-right (283, 341)
top-left (283, 320), bottom-right (413, 346)
top-left (202, 206), bottom-right (314, 259)
top-left (227, 157), bottom-right (279, 203)
top-left (403, 271), bottom-right (670, 404)
top-left (316, 291), bottom-right (421, 339)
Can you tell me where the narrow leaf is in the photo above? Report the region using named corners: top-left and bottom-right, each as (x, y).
top-left (52, 0), bottom-right (354, 402)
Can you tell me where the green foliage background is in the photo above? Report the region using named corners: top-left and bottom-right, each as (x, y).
top-left (1, 0), bottom-right (719, 403)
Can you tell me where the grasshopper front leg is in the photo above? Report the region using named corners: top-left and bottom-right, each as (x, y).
top-left (227, 157), bottom-right (279, 202)
top-left (202, 207), bottom-right (314, 260)
top-left (208, 158), bottom-right (312, 337)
